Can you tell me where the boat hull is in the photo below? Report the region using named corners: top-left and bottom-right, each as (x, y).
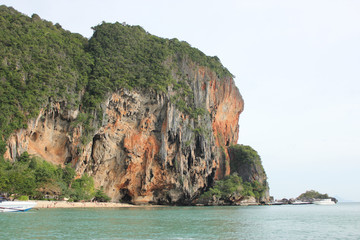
top-left (0, 201), bottom-right (37, 212)
top-left (292, 201), bottom-right (312, 205)
top-left (313, 199), bottom-right (335, 205)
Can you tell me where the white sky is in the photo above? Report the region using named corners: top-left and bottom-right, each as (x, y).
top-left (2, 0), bottom-right (360, 201)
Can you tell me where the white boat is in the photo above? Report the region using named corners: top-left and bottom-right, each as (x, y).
top-left (268, 201), bottom-right (285, 205)
top-left (313, 199), bottom-right (336, 205)
top-left (0, 200), bottom-right (37, 212)
top-left (292, 201), bottom-right (312, 205)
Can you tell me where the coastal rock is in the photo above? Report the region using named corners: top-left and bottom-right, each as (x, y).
top-left (228, 145), bottom-right (270, 202)
top-left (233, 196), bottom-right (258, 206)
top-left (4, 63), bottom-right (243, 205)
top-left (197, 192), bottom-right (259, 206)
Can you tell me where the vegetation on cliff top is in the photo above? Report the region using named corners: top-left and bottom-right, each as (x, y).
top-left (228, 145), bottom-right (266, 176)
top-left (85, 21), bottom-right (230, 117)
top-left (297, 190), bottom-right (331, 200)
top-left (0, 5), bottom-right (92, 153)
top-left (0, 5), bottom-right (233, 154)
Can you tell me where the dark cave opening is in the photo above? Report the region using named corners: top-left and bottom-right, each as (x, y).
top-left (120, 189), bottom-right (132, 203)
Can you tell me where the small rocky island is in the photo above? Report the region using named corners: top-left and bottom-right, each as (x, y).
top-left (270, 190), bottom-right (338, 205)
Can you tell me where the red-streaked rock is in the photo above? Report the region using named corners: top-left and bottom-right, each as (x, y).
top-left (4, 61), bottom-right (244, 204)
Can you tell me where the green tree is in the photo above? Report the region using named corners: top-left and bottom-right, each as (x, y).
top-left (94, 187), bottom-right (111, 202)
top-left (229, 145), bottom-right (263, 172)
top-left (62, 165), bottom-right (76, 186)
top-left (18, 151), bottom-right (31, 163)
top-left (70, 174), bottom-right (95, 201)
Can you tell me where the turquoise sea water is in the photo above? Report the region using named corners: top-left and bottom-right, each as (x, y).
top-left (0, 203), bottom-right (359, 239)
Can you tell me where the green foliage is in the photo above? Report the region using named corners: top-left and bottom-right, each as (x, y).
top-left (17, 195), bottom-right (29, 201)
top-left (224, 144), bottom-right (268, 201)
top-left (229, 144), bottom-right (265, 177)
top-left (94, 187), bottom-right (111, 202)
top-left (215, 174), bottom-right (243, 198)
top-left (18, 151), bottom-right (31, 163)
top-left (69, 174), bottom-right (95, 202)
top-left (297, 190), bottom-right (329, 200)
top-left (229, 145), bottom-right (261, 169)
top-left (0, 140), bottom-right (7, 155)
top-left (250, 181), bottom-right (266, 200)
top-left (88, 23), bottom-right (172, 96)
top-left (0, 5), bottom-right (92, 144)
top-left (171, 95), bottom-right (207, 119)
top-left (241, 182), bottom-right (255, 197)
top-left (168, 38), bottom-right (233, 79)
top-left (192, 127), bottom-right (205, 135)
top-left (0, 152), bottom-right (109, 201)
top-left (62, 165), bottom-right (76, 186)
top-left (198, 174), bottom-right (267, 204)
top-left (198, 174), bottom-right (245, 203)
top-left (0, 157), bottom-right (10, 191)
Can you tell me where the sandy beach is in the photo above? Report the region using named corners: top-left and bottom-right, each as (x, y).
top-left (34, 200), bottom-right (144, 208)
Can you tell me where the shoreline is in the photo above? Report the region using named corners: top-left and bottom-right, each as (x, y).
top-left (32, 201), bottom-right (265, 209)
top-left (34, 200), bottom-right (156, 209)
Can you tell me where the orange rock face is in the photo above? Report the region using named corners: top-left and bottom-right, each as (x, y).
top-left (4, 61), bottom-right (243, 204)
top-left (210, 76), bottom-right (244, 179)
top-left (4, 106), bottom-right (75, 166)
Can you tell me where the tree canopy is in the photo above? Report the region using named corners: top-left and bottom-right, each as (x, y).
top-left (297, 190), bottom-right (330, 200)
top-left (229, 144), bottom-right (266, 177)
top-left (0, 152), bottom-right (110, 202)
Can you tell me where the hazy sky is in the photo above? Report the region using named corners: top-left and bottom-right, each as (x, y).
top-left (2, 0), bottom-right (360, 201)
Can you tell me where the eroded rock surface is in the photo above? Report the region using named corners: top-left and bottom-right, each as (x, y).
top-left (4, 63), bottom-right (243, 204)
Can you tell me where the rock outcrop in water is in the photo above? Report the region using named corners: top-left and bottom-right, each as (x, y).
top-left (196, 145), bottom-right (269, 206)
top-left (228, 145), bottom-right (269, 202)
top-left (1, 5), bottom-right (269, 204)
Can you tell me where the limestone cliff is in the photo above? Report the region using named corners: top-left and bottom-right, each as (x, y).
top-left (4, 61), bottom-right (243, 204)
top-left (1, 6), bottom-right (249, 204)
